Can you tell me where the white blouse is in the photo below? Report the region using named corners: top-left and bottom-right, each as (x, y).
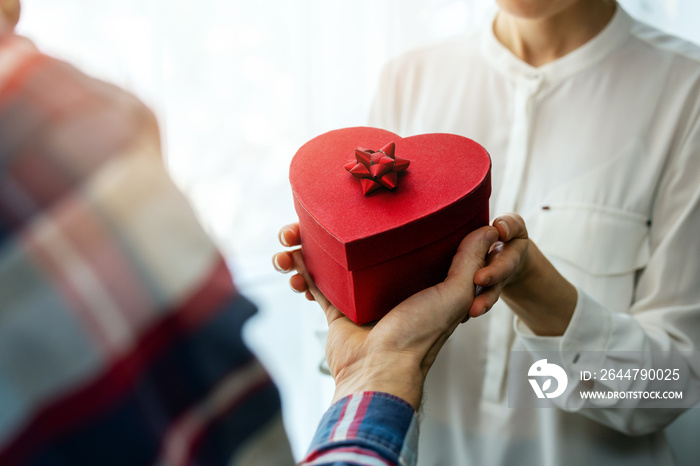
top-left (370, 4), bottom-right (700, 465)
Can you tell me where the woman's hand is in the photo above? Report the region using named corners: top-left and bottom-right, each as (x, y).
top-left (273, 223), bottom-right (500, 409)
top-left (470, 213), bottom-right (531, 316)
top-left (473, 213), bottom-right (578, 336)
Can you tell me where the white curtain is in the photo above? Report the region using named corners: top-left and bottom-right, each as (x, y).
top-left (16, 0), bottom-right (700, 459)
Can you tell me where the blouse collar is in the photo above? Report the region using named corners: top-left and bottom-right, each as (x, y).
top-left (480, 3), bottom-right (634, 85)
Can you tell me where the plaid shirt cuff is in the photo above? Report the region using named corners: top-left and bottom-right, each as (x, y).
top-left (300, 391), bottom-right (418, 466)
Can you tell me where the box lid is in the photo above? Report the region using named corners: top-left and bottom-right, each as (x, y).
top-left (290, 127), bottom-right (491, 271)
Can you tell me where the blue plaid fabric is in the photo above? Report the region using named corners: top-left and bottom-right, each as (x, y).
top-left (0, 26), bottom-right (418, 466)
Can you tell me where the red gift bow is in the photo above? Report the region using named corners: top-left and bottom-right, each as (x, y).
top-left (344, 142), bottom-right (410, 195)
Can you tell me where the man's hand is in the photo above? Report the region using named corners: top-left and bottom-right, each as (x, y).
top-left (274, 223), bottom-right (499, 409)
top-left (273, 223), bottom-right (316, 301)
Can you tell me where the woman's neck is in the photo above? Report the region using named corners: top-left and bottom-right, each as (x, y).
top-left (493, 0), bottom-right (616, 67)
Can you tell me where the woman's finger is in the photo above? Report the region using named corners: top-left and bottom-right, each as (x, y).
top-left (474, 241), bottom-right (517, 285)
top-left (493, 213), bottom-right (528, 242)
top-left (469, 284), bottom-right (503, 318)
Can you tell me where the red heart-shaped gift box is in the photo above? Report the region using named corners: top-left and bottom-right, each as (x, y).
top-left (290, 127), bottom-right (491, 324)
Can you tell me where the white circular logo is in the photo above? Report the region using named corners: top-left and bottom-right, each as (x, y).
top-left (528, 359), bottom-right (568, 399)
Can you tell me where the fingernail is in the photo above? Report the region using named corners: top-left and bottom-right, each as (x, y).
top-left (273, 254), bottom-right (282, 271)
top-left (477, 306), bottom-right (488, 317)
top-left (485, 229), bottom-right (499, 244)
top-left (496, 219), bottom-right (509, 239)
top-left (279, 229), bottom-right (291, 247)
